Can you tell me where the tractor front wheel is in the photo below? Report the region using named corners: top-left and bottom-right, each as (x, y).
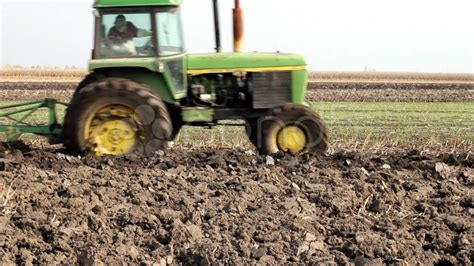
top-left (247, 103), bottom-right (328, 155)
top-left (63, 78), bottom-right (172, 156)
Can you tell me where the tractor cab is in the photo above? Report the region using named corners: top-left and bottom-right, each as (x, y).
top-left (91, 0), bottom-right (187, 100)
top-left (93, 3), bottom-right (184, 59)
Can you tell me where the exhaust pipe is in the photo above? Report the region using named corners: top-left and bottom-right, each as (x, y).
top-left (233, 0), bottom-right (244, 52)
top-left (212, 0), bottom-right (222, 53)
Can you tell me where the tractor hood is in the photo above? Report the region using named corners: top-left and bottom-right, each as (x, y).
top-left (186, 52), bottom-right (306, 75)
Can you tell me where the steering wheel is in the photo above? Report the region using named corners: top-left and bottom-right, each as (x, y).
top-left (136, 37), bottom-right (154, 56)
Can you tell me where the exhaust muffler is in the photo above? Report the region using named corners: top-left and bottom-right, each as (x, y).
top-left (233, 0), bottom-right (244, 52)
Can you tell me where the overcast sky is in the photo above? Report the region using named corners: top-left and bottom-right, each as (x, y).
top-left (1, 0), bottom-right (473, 72)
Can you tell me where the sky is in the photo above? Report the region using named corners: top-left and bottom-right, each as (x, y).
top-left (0, 0), bottom-right (473, 73)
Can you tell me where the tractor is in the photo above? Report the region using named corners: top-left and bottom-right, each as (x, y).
top-left (0, 0), bottom-right (328, 156)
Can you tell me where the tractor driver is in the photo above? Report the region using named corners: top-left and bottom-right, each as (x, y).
top-left (107, 14), bottom-right (152, 56)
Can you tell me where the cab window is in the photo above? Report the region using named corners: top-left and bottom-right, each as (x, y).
top-left (98, 13), bottom-right (154, 58)
top-left (156, 10), bottom-right (184, 56)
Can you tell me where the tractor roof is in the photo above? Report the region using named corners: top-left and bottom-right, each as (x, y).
top-left (94, 0), bottom-right (182, 8)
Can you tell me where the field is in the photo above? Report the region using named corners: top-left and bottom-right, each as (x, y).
top-left (2, 67), bottom-right (474, 83)
top-left (0, 69), bottom-right (473, 264)
top-left (0, 67), bottom-right (86, 82)
top-left (309, 71), bottom-right (474, 83)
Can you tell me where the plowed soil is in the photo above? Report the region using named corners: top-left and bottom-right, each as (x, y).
top-left (306, 82), bottom-right (474, 102)
top-left (1, 143), bottom-right (472, 264)
top-left (1, 82), bottom-right (472, 102)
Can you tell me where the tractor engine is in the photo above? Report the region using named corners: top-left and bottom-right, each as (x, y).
top-left (187, 73), bottom-right (251, 108)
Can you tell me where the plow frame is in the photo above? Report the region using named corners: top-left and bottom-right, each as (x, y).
top-left (0, 99), bottom-right (68, 142)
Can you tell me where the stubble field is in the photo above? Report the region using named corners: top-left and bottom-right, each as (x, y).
top-left (0, 68), bottom-right (473, 264)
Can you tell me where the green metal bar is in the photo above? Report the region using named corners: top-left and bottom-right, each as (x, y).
top-left (0, 103), bottom-right (43, 119)
top-left (5, 116), bottom-right (34, 127)
top-left (12, 104), bottom-right (42, 127)
top-left (47, 99), bottom-right (58, 127)
top-left (6, 133), bottom-right (21, 142)
top-left (56, 101), bottom-right (70, 106)
top-left (0, 100), bottom-right (45, 110)
top-left (0, 125), bottom-right (63, 137)
top-left (0, 125), bottom-right (62, 134)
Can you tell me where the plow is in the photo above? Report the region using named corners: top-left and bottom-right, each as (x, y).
top-left (0, 99), bottom-right (67, 142)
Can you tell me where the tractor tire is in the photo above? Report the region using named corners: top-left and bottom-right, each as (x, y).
top-left (246, 119), bottom-right (258, 146)
top-left (72, 72), bottom-right (100, 98)
top-left (167, 105), bottom-right (183, 141)
top-left (63, 78), bottom-right (172, 156)
top-left (247, 103), bottom-right (328, 155)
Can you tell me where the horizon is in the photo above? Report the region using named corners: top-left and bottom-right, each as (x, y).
top-left (2, 65), bottom-right (474, 76)
top-left (1, 0), bottom-right (473, 73)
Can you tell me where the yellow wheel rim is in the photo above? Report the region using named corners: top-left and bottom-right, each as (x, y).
top-left (85, 105), bottom-right (142, 156)
top-left (277, 125), bottom-right (307, 154)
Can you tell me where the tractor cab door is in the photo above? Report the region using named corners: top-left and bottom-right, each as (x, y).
top-left (155, 9), bottom-right (187, 99)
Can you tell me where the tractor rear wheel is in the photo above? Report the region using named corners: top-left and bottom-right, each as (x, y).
top-left (63, 78), bottom-right (172, 156)
top-left (247, 103), bottom-right (328, 155)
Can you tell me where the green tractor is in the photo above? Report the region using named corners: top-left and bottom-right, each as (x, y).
top-left (1, 0), bottom-right (328, 156)
top-left (65, 0), bottom-right (328, 156)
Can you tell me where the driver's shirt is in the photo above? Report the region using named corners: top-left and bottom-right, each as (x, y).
top-left (108, 22), bottom-right (138, 44)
